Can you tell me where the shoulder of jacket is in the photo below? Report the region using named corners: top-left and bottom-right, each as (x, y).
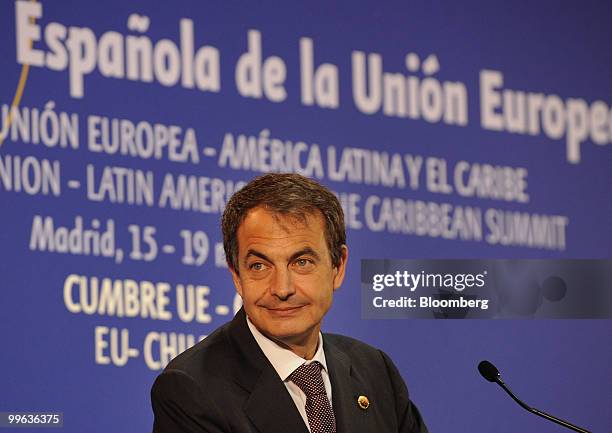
top-left (162, 319), bottom-right (233, 378)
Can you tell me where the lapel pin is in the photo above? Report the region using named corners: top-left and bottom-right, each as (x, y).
top-left (357, 395), bottom-right (370, 410)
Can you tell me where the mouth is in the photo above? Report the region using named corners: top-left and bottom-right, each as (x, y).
top-left (264, 305), bottom-right (305, 317)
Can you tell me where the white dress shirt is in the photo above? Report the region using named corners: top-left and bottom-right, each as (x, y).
top-left (246, 316), bottom-right (333, 432)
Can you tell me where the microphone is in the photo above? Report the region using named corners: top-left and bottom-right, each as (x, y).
top-left (477, 360), bottom-right (591, 433)
top-left (478, 360), bottom-right (500, 383)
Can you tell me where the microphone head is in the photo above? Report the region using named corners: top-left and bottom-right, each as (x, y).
top-left (478, 360), bottom-right (501, 382)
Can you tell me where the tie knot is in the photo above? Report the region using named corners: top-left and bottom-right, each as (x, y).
top-left (289, 362), bottom-right (326, 397)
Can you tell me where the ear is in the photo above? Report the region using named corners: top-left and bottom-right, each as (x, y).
top-left (229, 266), bottom-right (244, 298)
top-left (332, 245), bottom-right (348, 291)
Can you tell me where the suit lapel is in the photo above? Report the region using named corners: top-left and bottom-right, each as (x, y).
top-left (244, 367), bottom-right (309, 433)
top-left (227, 309), bottom-right (309, 433)
top-left (325, 338), bottom-right (373, 433)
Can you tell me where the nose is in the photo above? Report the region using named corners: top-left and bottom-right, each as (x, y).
top-left (269, 267), bottom-right (295, 300)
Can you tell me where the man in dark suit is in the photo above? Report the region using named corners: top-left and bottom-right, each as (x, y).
top-left (151, 173), bottom-right (427, 433)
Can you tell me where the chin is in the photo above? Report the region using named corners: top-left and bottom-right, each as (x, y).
top-left (264, 322), bottom-right (304, 337)
top-left (263, 321), bottom-right (311, 341)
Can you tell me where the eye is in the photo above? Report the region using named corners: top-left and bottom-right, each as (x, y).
top-left (293, 258), bottom-right (314, 271)
top-left (249, 262), bottom-right (267, 271)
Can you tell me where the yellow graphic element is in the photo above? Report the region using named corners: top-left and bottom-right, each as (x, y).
top-left (0, 0), bottom-right (37, 147)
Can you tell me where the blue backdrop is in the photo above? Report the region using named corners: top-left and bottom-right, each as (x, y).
top-left (1, 1), bottom-right (611, 432)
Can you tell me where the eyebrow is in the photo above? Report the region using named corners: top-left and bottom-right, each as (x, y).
top-left (244, 249), bottom-right (272, 265)
top-left (288, 247), bottom-right (320, 263)
top-left (244, 247), bottom-right (321, 265)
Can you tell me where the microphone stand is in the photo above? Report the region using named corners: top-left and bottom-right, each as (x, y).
top-left (494, 378), bottom-right (591, 433)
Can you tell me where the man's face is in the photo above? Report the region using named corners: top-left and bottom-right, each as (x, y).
top-left (230, 206), bottom-right (347, 351)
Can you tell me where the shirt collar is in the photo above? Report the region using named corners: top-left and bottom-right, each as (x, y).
top-left (246, 315), bottom-right (328, 381)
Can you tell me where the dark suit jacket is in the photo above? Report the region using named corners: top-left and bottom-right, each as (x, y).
top-left (151, 309), bottom-right (427, 433)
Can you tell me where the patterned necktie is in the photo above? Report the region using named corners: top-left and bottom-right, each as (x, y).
top-left (289, 361), bottom-right (337, 433)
